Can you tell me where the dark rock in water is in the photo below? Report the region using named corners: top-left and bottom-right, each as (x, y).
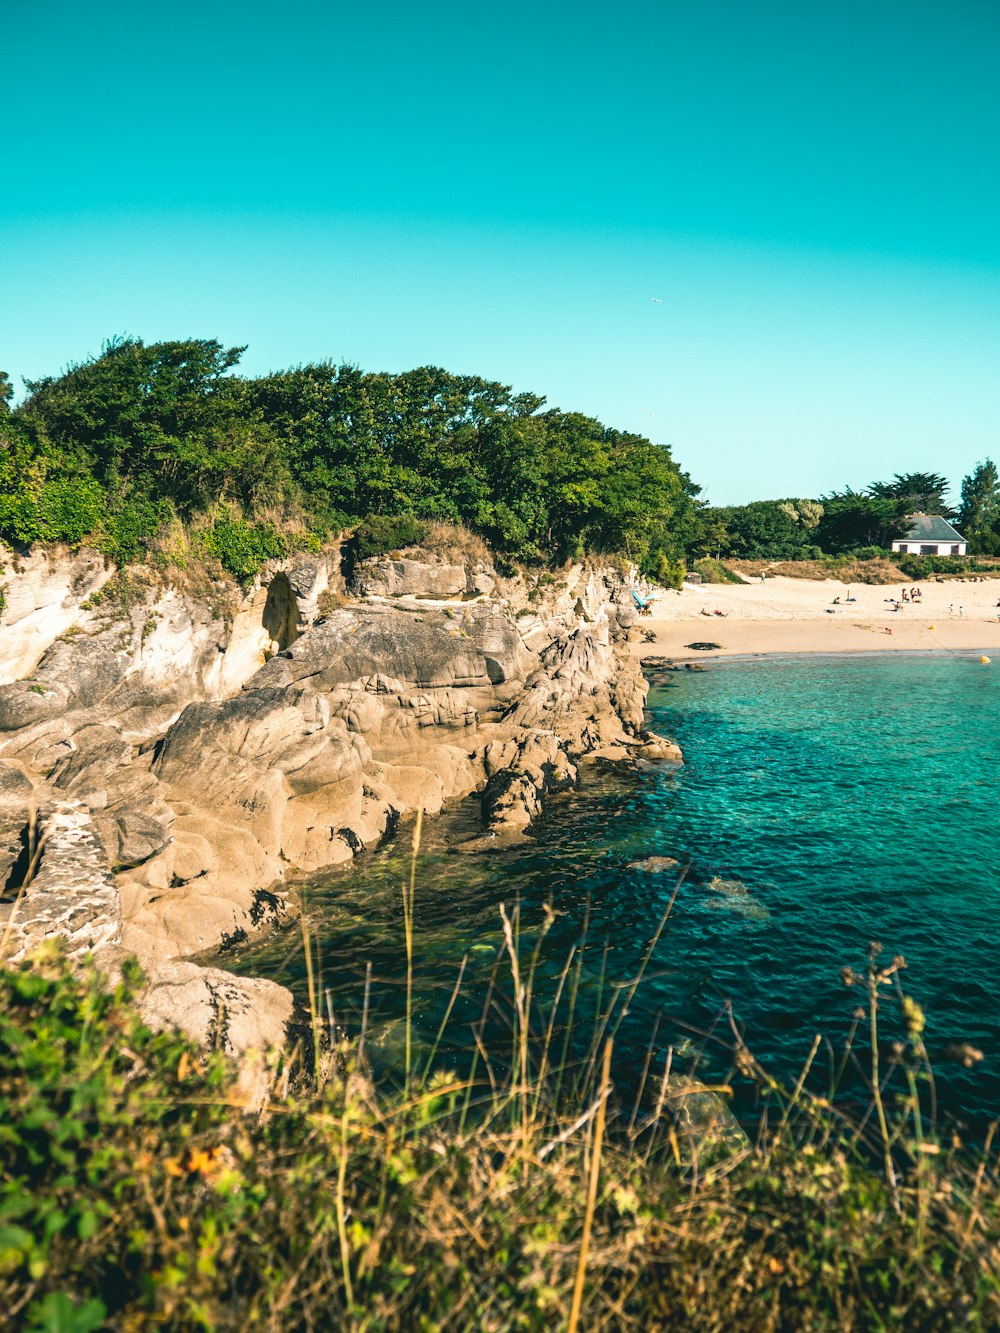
top-left (684, 663), bottom-right (708, 672)
top-left (628, 855), bottom-right (680, 872)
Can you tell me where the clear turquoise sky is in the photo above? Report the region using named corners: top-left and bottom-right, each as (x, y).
top-left (2, 0), bottom-right (998, 504)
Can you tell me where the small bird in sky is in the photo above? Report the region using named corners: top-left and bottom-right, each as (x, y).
top-left (648, 297), bottom-right (663, 303)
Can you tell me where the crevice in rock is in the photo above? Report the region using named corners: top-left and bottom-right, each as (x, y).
top-left (263, 573), bottom-right (299, 656)
top-left (1, 823), bottom-right (34, 899)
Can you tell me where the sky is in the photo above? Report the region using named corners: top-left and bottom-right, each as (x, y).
top-left (2, 0), bottom-right (998, 505)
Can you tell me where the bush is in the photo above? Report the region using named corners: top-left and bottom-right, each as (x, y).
top-left (0, 474), bottom-right (105, 548)
top-left (199, 513), bottom-right (288, 580)
top-left (651, 553), bottom-right (685, 588)
top-left (96, 498), bottom-right (174, 565)
top-left (351, 514), bottom-right (429, 561)
top-left (897, 552), bottom-right (1000, 578)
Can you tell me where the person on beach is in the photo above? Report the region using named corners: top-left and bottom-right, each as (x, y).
top-left (760, 571), bottom-right (766, 583)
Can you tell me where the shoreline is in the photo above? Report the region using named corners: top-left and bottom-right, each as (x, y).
top-left (644, 646), bottom-right (997, 665)
top-left (629, 573), bottom-right (1000, 662)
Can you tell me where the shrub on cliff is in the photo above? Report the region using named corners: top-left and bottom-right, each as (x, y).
top-left (350, 514), bottom-right (429, 561)
top-left (198, 512), bottom-right (289, 580)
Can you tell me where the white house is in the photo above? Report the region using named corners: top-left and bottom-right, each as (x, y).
top-left (890, 513), bottom-right (967, 557)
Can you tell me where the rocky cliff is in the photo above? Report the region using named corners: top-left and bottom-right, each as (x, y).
top-left (0, 541), bottom-right (679, 1062)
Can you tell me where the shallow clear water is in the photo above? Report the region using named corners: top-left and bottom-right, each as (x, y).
top-left (228, 652), bottom-right (1000, 1126)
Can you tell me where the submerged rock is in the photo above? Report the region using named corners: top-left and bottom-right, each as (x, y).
top-left (663, 1076), bottom-right (749, 1163)
top-left (628, 855), bottom-right (681, 873)
top-left (705, 877), bottom-right (770, 921)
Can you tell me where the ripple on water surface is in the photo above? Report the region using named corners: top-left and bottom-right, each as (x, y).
top-left (228, 652), bottom-right (1000, 1125)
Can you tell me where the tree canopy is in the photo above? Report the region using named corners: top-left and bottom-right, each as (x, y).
top-left (958, 459), bottom-right (1000, 555)
top-left (867, 472), bottom-right (953, 519)
top-left (0, 338), bottom-right (702, 576)
top-left (695, 499), bottom-right (822, 560)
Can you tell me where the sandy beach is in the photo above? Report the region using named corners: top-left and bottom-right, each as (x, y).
top-left (633, 574), bottom-right (1000, 660)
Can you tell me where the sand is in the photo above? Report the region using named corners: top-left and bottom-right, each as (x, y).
top-left (632, 574), bottom-right (1000, 661)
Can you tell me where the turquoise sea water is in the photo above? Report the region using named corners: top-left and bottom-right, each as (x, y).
top-left (229, 652), bottom-right (1000, 1127)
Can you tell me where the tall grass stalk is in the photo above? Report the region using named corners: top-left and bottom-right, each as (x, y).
top-left (568, 1037), bottom-right (613, 1333)
top-left (298, 891), bottom-right (323, 1090)
top-left (2, 927), bottom-right (999, 1329)
top-left (403, 807), bottom-right (422, 1099)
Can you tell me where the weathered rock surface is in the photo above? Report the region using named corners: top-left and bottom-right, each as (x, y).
top-left (0, 801), bottom-right (121, 960)
top-left (0, 543), bottom-right (680, 1058)
top-left (350, 551), bottom-right (496, 601)
top-left (0, 547), bottom-right (113, 686)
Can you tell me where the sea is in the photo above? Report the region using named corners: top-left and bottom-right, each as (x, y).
top-left (226, 652), bottom-right (1000, 1130)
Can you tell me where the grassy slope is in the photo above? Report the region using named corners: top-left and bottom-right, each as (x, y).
top-left (1, 934), bottom-right (998, 1332)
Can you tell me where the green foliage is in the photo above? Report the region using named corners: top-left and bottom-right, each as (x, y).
top-left (2, 339), bottom-right (701, 577)
top-left (869, 471), bottom-right (953, 518)
top-left (815, 489), bottom-right (907, 554)
top-left (199, 513), bottom-right (288, 580)
top-left (652, 553), bottom-right (685, 588)
top-left (896, 552), bottom-right (1000, 578)
top-left (350, 514), bottom-right (429, 561)
top-left (1, 946), bottom-right (998, 1330)
top-left (959, 459), bottom-right (1000, 554)
top-left (699, 499), bottom-right (820, 560)
top-left (694, 557), bottom-right (744, 584)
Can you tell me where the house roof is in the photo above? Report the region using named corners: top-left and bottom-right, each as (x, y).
top-left (899, 513), bottom-right (966, 543)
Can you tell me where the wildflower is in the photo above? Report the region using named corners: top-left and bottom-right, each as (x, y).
top-left (901, 995), bottom-right (925, 1038)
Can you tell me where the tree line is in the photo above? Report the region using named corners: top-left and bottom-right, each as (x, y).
top-left (0, 338), bottom-right (701, 579)
top-left (698, 468), bottom-right (1000, 561)
top-left (2, 340), bottom-right (997, 577)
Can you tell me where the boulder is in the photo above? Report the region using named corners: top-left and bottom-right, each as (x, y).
top-left (352, 557), bottom-right (470, 600)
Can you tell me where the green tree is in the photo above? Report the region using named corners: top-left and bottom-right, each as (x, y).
top-left (4, 336), bottom-right (701, 575)
top-left (868, 472), bottom-right (953, 517)
top-left (815, 489), bottom-right (906, 552)
top-left (703, 499), bottom-right (816, 560)
top-left (0, 370), bottom-right (12, 413)
top-left (958, 459), bottom-right (1000, 552)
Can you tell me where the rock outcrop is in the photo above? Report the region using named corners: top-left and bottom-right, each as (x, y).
top-left (0, 541), bottom-right (679, 1058)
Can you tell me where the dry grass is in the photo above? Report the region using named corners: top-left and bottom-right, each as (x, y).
top-left (730, 557), bottom-right (907, 584)
top-left (397, 520), bottom-right (492, 566)
top-left (3, 907), bottom-right (999, 1332)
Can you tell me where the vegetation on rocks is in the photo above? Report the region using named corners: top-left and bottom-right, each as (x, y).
top-left (0, 339), bottom-right (701, 578)
top-left (2, 930), bottom-right (998, 1331)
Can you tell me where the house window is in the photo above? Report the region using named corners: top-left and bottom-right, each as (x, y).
top-left (920, 545), bottom-right (937, 555)
top-left (951, 545), bottom-right (960, 555)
